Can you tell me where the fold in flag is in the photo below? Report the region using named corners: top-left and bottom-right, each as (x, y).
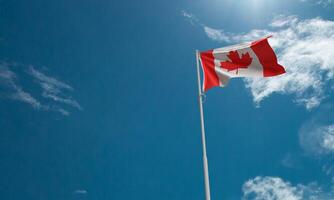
top-left (199, 36), bottom-right (286, 91)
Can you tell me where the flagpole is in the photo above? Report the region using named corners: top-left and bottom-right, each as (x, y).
top-left (196, 50), bottom-right (211, 200)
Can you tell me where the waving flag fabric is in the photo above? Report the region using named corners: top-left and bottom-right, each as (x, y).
top-left (199, 37), bottom-right (286, 91)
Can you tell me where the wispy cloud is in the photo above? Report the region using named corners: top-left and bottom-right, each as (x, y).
top-left (0, 63), bottom-right (41, 108)
top-left (300, 0), bottom-right (334, 7)
top-left (203, 26), bottom-right (272, 44)
top-left (299, 106), bottom-right (334, 156)
top-left (281, 153), bottom-right (302, 169)
top-left (28, 66), bottom-right (82, 110)
top-left (182, 12), bottom-right (334, 110)
top-left (0, 62), bottom-right (81, 115)
top-left (181, 10), bottom-right (200, 26)
top-left (74, 189), bottom-right (87, 195)
top-left (298, 105), bottom-right (334, 177)
top-left (322, 125), bottom-right (334, 152)
top-left (203, 26), bottom-right (233, 43)
top-left (243, 176), bottom-right (334, 200)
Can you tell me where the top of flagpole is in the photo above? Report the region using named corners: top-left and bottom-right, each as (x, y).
top-left (196, 50), bottom-right (206, 95)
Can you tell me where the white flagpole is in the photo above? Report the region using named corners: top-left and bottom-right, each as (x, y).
top-left (196, 50), bottom-right (211, 200)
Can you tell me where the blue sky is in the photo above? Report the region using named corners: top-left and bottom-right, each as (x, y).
top-left (1, 0), bottom-right (334, 199)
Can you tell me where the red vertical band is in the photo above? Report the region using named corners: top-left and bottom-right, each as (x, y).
top-left (200, 50), bottom-right (220, 91)
top-left (251, 38), bottom-right (286, 77)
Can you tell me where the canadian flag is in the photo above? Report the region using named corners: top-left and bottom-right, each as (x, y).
top-left (199, 36), bottom-right (286, 91)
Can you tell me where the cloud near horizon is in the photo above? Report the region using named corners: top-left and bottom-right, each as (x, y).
top-left (0, 62), bottom-right (81, 116)
top-left (183, 12), bottom-right (334, 110)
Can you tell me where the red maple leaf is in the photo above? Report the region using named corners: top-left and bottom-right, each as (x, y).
top-left (220, 51), bottom-right (253, 74)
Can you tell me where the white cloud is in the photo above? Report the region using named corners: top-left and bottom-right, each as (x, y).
top-left (183, 12), bottom-right (334, 109)
top-left (242, 176), bottom-right (333, 200)
top-left (216, 16), bottom-right (334, 110)
top-left (242, 177), bottom-right (302, 200)
top-left (0, 62), bottom-right (81, 115)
